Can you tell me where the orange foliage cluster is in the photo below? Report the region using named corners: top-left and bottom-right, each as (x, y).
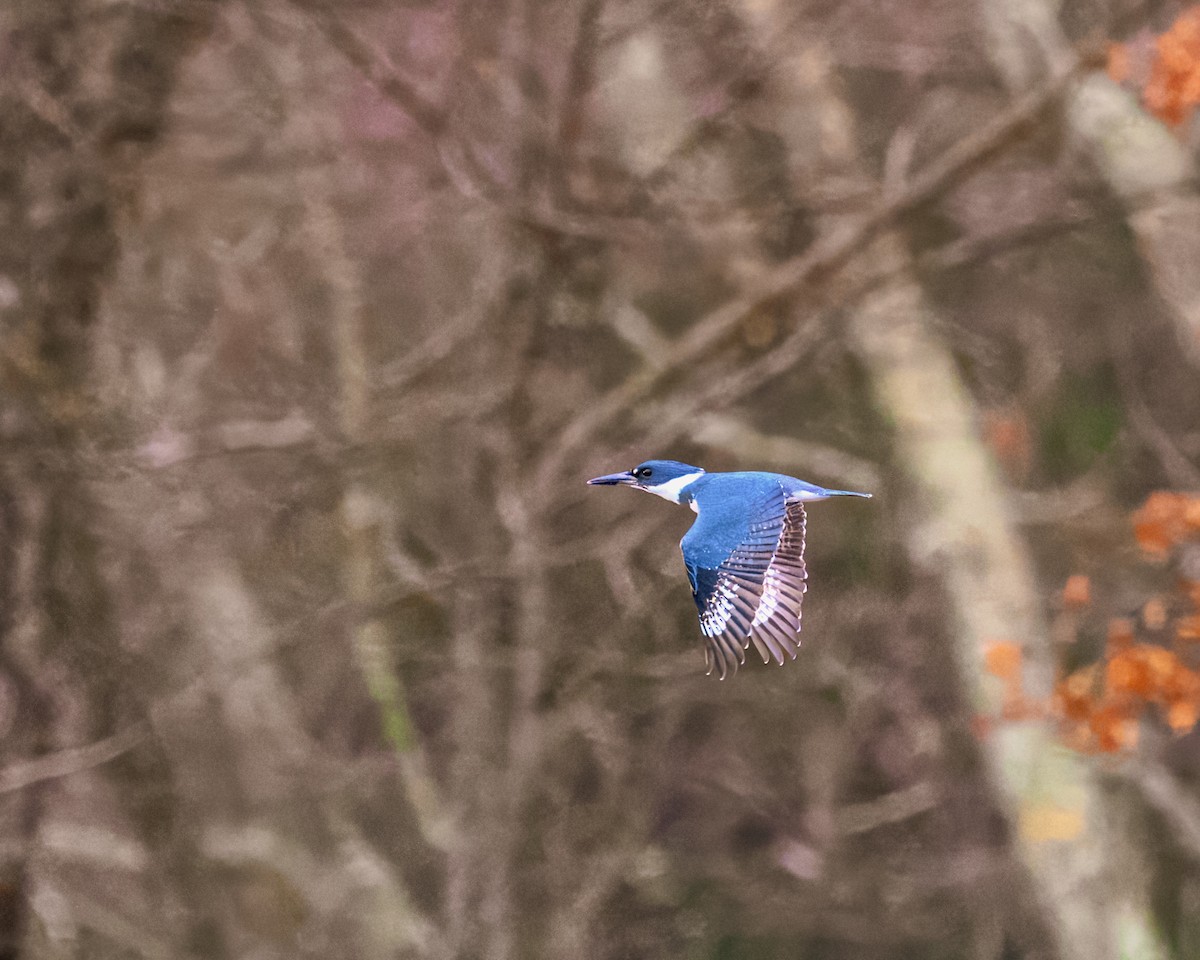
top-left (981, 491), bottom-right (1200, 754)
top-left (1056, 629), bottom-right (1200, 752)
top-left (984, 640), bottom-right (1030, 720)
top-left (1108, 7), bottom-right (1200, 127)
top-left (1133, 490), bottom-right (1200, 556)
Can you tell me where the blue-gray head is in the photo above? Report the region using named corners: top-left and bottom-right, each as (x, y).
top-left (586, 459), bottom-right (706, 504)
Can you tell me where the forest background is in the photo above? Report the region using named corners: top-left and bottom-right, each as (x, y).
top-left (3, 0), bottom-right (1200, 958)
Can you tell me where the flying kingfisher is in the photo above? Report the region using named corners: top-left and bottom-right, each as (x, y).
top-left (587, 460), bottom-right (871, 678)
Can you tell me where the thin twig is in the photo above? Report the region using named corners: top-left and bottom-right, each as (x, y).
top-left (292, 0), bottom-right (648, 244)
top-left (836, 781), bottom-right (938, 835)
top-left (1108, 318), bottom-right (1200, 488)
top-left (916, 212), bottom-right (1094, 274)
top-left (1119, 754), bottom-right (1200, 863)
top-left (554, 0), bottom-right (604, 206)
top-left (0, 722), bottom-right (150, 795)
top-left (290, 0), bottom-right (448, 137)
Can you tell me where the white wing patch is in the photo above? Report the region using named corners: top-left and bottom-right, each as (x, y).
top-left (700, 580), bottom-right (738, 636)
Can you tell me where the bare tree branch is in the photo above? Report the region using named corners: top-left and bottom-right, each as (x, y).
top-left (289, 0), bottom-right (448, 137)
top-left (535, 47), bottom-right (1092, 491)
top-left (689, 413), bottom-right (881, 491)
top-left (291, 0), bottom-right (648, 244)
top-left (836, 781), bottom-right (938, 836)
top-left (1120, 755), bottom-right (1200, 864)
top-left (0, 723), bottom-right (149, 796)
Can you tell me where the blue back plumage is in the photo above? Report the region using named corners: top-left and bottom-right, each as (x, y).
top-left (679, 473), bottom-right (783, 569)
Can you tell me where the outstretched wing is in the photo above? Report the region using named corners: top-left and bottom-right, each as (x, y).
top-left (682, 487), bottom-right (808, 679)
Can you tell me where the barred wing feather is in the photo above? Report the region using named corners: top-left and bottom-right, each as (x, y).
top-left (682, 488), bottom-right (808, 679)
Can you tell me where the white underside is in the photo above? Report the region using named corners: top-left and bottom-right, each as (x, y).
top-left (641, 471), bottom-right (706, 504)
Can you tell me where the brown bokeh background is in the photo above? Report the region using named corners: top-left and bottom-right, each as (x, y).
top-left (3, 1), bottom-right (1200, 958)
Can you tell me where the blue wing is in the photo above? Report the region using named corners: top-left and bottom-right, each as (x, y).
top-left (681, 484), bottom-right (808, 679)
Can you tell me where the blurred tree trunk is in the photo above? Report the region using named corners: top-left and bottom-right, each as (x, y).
top-left (981, 5), bottom-right (1200, 366)
top-left (0, 3), bottom-right (220, 955)
top-left (1, 4), bottom-right (443, 956)
top-left (731, 5), bottom-right (1169, 958)
top-left (978, 5), bottom-right (1196, 957)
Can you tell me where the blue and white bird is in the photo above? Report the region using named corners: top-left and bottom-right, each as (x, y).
top-left (588, 460), bottom-right (870, 679)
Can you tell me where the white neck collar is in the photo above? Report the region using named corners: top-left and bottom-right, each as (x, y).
top-left (641, 471), bottom-right (705, 504)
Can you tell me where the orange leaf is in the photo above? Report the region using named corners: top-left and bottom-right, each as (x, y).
top-left (1054, 666), bottom-right (1098, 721)
top-left (1062, 574), bottom-right (1091, 610)
top-left (1142, 8), bottom-right (1200, 126)
top-left (1089, 703), bottom-right (1139, 752)
top-left (1177, 614), bottom-right (1200, 642)
top-left (985, 641), bottom-right (1022, 681)
top-left (983, 408), bottom-right (1032, 480)
top-left (1108, 42), bottom-right (1131, 83)
top-left (1061, 722), bottom-right (1094, 753)
top-left (1143, 596), bottom-right (1168, 630)
top-left (1133, 491), bottom-right (1188, 556)
top-left (1001, 693), bottom-right (1043, 722)
top-left (1168, 698), bottom-right (1200, 733)
top-left (1147, 643), bottom-right (1176, 676)
top-left (1106, 650), bottom-right (1149, 697)
top-left (1186, 497), bottom-right (1200, 531)
top-left (1142, 645), bottom-right (1180, 694)
top-left (1160, 656), bottom-right (1200, 700)
top-left (1107, 617), bottom-right (1135, 656)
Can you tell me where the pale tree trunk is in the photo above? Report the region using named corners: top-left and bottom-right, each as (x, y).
top-left (982, 5), bottom-right (1200, 366)
top-left (979, 4), bottom-right (1197, 957)
top-left (733, 5), bottom-right (1149, 958)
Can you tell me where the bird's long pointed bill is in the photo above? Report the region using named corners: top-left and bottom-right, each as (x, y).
top-left (587, 471), bottom-right (635, 486)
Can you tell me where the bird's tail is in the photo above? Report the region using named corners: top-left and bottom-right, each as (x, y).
top-left (824, 489), bottom-right (872, 498)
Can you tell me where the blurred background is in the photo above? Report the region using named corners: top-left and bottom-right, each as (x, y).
top-left (3, 0), bottom-right (1200, 958)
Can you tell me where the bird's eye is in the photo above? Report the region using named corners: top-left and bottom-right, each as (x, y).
top-left (642, 468), bottom-right (653, 477)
